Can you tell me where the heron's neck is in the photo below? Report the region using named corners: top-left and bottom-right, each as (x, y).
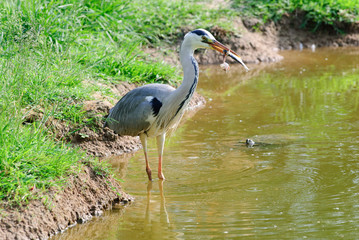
top-left (153, 41), bottom-right (199, 132)
top-left (173, 44), bottom-right (199, 102)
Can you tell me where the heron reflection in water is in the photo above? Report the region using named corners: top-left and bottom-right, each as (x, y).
top-left (145, 181), bottom-right (170, 227)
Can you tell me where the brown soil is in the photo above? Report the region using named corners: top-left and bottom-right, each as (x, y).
top-left (146, 16), bottom-right (359, 66)
top-left (0, 166), bottom-right (133, 240)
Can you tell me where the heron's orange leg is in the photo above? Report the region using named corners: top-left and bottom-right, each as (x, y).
top-left (158, 155), bottom-right (165, 180)
top-left (156, 134), bottom-right (166, 180)
top-left (144, 151), bottom-right (152, 181)
top-left (140, 134), bottom-right (152, 181)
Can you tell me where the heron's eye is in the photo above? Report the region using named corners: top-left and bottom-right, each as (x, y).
top-left (201, 36), bottom-right (207, 42)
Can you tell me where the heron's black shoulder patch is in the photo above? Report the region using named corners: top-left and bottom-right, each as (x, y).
top-left (150, 97), bottom-right (162, 117)
top-left (191, 29), bottom-right (207, 36)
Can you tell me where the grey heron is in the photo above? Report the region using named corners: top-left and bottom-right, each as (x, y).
top-left (105, 29), bottom-right (248, 181)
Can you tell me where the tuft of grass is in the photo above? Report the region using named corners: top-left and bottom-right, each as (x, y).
top-left (0, 45), bottom-right (91, 122)
top-left (0, 109), bottom-right (83, 205)
top-left (0, 48), bottom-right (91, 206)
top-left (233, 0), bottom-right (359, 32)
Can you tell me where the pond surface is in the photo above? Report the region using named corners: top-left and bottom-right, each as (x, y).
top-left (55, 48), bottom-right (359, 239)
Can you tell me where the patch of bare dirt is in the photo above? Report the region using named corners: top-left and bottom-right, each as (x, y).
top-left (243, 14), bottom-right (359, 51)
top-left (199, 19), bottom-right (358, 63)
top-left (144, 23), bottom-right (284, 66)
top-left (199, 24), bottom-right (284, 64)
top-left (0, 166), bottom-right (133, 240)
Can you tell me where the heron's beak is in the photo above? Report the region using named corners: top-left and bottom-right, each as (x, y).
top-left (209, 40), bottom-right (249, 71)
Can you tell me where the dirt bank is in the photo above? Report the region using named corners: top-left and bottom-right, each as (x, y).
top-left (0, 166), bottom-right (133, 240)
top-left (147, 15), bottom-right (359, 66)
top-left (211, 16), bottom-right (358, 63)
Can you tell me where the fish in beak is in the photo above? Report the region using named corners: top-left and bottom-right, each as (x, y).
top-left (209, 40), bottom-right (249, 71)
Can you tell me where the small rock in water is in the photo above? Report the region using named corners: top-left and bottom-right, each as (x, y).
top-left (311, 44), bottom-right (316, 52)
top-left (246, 139), bottom-right (255, 148)
top-left (299, 43), bottom-right (303, 51)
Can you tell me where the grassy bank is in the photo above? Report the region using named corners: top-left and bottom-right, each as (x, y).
top-left (233, 0), bottom-right (359, 32)
top-left (0, 0), bottom-right (235, 206)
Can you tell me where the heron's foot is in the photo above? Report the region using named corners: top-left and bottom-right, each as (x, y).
top-left (146, 167), bottom-right (152, 181)
top-left (158, 172), bottom-right (165, 180)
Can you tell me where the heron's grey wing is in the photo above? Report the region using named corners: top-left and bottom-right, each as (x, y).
top-left (105, 84), bottom-right (175, 136)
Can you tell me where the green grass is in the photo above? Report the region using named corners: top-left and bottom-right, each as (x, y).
top-left (233, 0), bottom-right (359, 32)
top-left (0, 0), bottom-right (178, 84)
top-left (0, 112), bottom-right (83, 204)
top-left (1, 0), bottom-right (235, 83)
top-left (0, 47), bottom-right (108, 205)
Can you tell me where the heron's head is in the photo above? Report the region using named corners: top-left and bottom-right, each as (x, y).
top-left (184, 29), bottom-right (249, 71)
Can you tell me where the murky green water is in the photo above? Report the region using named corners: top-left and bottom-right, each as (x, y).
top-left (55, 48), bottom-right (359, 239)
